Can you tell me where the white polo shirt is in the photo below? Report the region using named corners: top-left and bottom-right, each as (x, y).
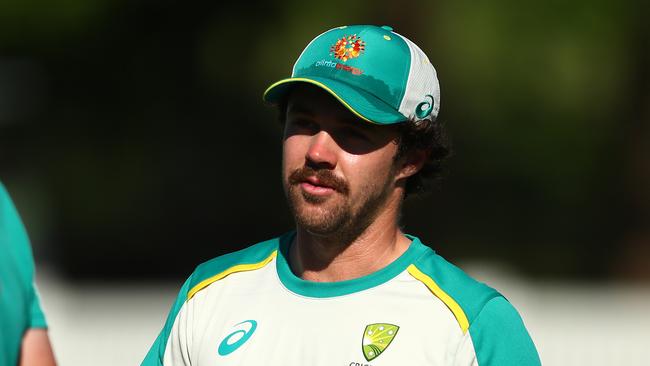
top-left (142, 233), bottom-right (539, 365)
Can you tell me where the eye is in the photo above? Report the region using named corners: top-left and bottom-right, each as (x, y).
top-left (291, 118), bottom-right (311, 127)
top-left (341, 127), bottom-right (370, 142)
top-left (286, 116), bottom-right (319, 134)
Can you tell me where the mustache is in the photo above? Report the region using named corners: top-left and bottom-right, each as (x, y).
top-left (288, 166), bottom-right (349, 194)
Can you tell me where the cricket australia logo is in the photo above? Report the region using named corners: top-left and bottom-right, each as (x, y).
top-left (361, 323), bottom-right (399, 361)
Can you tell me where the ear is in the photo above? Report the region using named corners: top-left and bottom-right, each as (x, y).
top-left (395, 148), bottom-right (429, 181)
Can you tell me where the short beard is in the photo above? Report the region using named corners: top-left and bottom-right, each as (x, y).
top-left (284, 165), bottom-right (395, 245)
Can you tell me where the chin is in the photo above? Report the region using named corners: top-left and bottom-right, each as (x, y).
top-left (298, 218), bottom-right (346, 237)
top-left (291, 201), bottom-right (347, 234)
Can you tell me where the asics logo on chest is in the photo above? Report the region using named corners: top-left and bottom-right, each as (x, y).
top-left (217, 320), bottom-right (258, 356)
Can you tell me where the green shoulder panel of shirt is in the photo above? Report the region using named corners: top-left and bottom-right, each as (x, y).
top-left (141, 237), bottom-right (279, 366)
top-left (0, 182), bottom-right (48, 366)
top-left (189, 238), bottom-right (279, 295)
top-left (412, 247), bottom-right (541, 365)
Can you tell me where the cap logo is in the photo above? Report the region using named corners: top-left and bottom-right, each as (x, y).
top-left (415, 95), bottom-right (435, 119)
top-left (330, 34), bottom-right (365, 62)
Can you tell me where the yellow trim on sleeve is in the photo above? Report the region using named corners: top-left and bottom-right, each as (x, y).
top-left (187, 250), bottom-right (278, 300)
top-left (407, 264), bottom-right (470, 333)
top-left (263, 77), bottom-right (377, 124)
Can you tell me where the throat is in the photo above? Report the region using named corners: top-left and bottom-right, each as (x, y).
top-left (289, 227), bottom-right (412, 283)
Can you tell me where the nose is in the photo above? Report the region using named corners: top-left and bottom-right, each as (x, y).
top-left (305, 131), bottom-right (338, 169)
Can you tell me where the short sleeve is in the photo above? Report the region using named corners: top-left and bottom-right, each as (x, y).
top-left (0, 182), bottom-right (48, 330)
top-left (28, 282), bottom-right (48, 328)
top-left (467, 296), bottom-right (540, 365)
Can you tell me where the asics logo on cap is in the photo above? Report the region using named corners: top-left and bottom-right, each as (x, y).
top-left (415, 95), bottom-right (435, 119)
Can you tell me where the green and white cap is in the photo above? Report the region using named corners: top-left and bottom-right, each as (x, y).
top-left (263, 25), bottom-right (440, 125)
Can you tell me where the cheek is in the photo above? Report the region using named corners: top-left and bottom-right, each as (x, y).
top-left (341, 151), bottom-right (396, 190)
top-left (282, 136), bottom-right (307, 172)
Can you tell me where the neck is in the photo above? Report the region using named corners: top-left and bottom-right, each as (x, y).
top-left (289, 193), bottom-right (412, 282)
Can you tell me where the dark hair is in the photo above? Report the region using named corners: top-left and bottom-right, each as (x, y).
top-left (276, 97), bottom-right (451, 197)
top-left (394, 116), bottom-right (451, 197)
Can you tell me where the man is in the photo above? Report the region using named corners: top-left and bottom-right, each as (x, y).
top-left (0, 182), bottom-right (57, 366)
top-left (143, 25), bottom-right (540, 365)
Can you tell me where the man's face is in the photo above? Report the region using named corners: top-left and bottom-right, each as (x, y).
top-left (282, 84), bottom-right (403, 238)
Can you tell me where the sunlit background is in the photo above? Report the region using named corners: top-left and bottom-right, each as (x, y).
top-left (1, 0), bottom-right (649, 365)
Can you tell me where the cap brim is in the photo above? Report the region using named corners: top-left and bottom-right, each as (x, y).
top-left (263, 77), bottom-right (406, 125)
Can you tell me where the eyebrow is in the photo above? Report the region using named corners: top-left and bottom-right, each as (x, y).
top-left (286, 103), bottom-right (314, 117)
top-left (286, 100), bottom-right (373, 130)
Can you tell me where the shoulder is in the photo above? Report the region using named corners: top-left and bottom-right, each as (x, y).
top-left (142, 234), bottom-right (289, 365)
top-left (186, 234), bottom-right (285, 299)
top-left (0, 180), bottom-right (8, 199)
top-left (0, 181), bottom-right (26, 234)
top-left (409, 238), bottom-right (540, 364)
top-left (0, 181), bottom-right (16, 218)
top-left (409, 243), bottom-right (501, 330)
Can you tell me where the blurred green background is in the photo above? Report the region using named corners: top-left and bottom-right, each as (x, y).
top-left (1, 0), bottom-right (648, 282)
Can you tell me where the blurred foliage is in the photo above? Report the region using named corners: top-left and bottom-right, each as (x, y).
top-left (0, 0), bottom-right (648, 280)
